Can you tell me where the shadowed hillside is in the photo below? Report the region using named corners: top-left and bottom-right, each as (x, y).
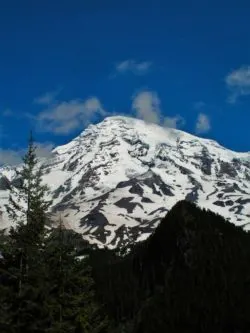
top-left (89, 200), bottom-right (250, 333)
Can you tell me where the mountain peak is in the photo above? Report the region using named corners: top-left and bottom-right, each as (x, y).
top-left (0, 116), bottom-right (249, 247)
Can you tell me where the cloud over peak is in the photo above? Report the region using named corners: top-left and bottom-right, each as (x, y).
top-left (36, 96), bottom-right (106, 135)
top-left (132, 90), bottom-right (161, 124)
top-left (131, 90), bottom-right (185, 129)
top-left (195, 113), bottom-right (211, 134)
top-left (164, 115), bottom-right (185, 129)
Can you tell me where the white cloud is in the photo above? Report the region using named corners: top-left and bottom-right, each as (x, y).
top-left (83, 97), bottom-right (105, 115)
top-left (115, 59), bottom-right (152, 75)
top-left (132, 91), bottom-right (161, 123)
top-left (0, 141), bottom-right (54, 166)
top-left (195, 113), bottom-right (211, 134)
top-left (132, 90), bottom-right (185, 129)
top-left (36, 97), bottom-right (106, 135)
top-left (225, 66), bottom-right (250, 103)
top-left (164, 115), bottom-right (185, 129)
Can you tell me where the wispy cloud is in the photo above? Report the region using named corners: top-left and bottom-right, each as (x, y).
top-left (132, 90), bottom-right (161, 123)
top-left (0, 142), bottom-right (54, 166)
top-left (36, 97), bottom-right (106, 135)
top-left (114, 59), bottom-right (152, 76)
top-left (0, 149), bottom-right (22, 166)
top-left (164, 115), bottom-right (185, 129)
top-left (35, 142), bottom-right (55, 158)
top-left (34, 88), bottom-right (61, 105)
top-left (195, 113), bottom-right (211, 134)
top-left (225, 66), bottom-right (250, 103)
top-left (131, 90), bottom-right (185, 129)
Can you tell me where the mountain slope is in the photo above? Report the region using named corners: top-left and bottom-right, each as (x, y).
top-left (90, 201), bottom-right (250, 333)
top-left (0, 116), bottom-right (249, 247)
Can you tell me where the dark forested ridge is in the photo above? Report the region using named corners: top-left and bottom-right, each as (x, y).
top-left (0, 133), bottom-right (250, 332)
top-left (88, 200), bottom-right (250, 333)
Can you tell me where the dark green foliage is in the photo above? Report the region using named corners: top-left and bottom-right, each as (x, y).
top-left (43, 222), bottom-right (108, 333)
top-left (89, 200), bottom-right (250, 333)
top-left (7, 131), bottom-right (51, 232)
top-left (0, 217), bottom-right (108, 333)
top-left (0, 225), bottom-right (106, 332)
top-left (0, 133), bottom-right (107, 333)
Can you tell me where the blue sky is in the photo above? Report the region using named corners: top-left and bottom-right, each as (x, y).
top-left (0, 0), bottom-right (250, 165)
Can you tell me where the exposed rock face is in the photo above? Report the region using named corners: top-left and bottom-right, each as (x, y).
top-left (0, 116), bottom-right (249, 248)
top-left (0, 176), bottom-right (11, 191)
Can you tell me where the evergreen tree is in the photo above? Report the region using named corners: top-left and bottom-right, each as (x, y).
top-left (44, 217), bottom-right (108, 332)
top-left (7, 131), bottom-right (51, 233)
top-left (6, 131), bottom-right (51, 292)
top-left (0, 132), bottom-right (52, 332)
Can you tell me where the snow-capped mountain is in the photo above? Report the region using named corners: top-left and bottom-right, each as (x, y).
top-left (0, 116), bottom-right (250, 247)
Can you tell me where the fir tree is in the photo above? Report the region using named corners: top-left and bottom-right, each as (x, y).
top-left (0, 132), bottom-right (52, 332)
top-left (7, 131), bottom-right (51, 233)
top-left (43, 217), bottom-right (108, 333)
top-left (6, 131), bottom-right (51, 291)
top-left (1, 133), bottom-right (109, 332)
